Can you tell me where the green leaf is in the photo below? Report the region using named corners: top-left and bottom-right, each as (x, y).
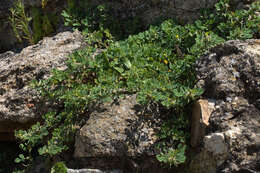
top-left (14, 158), bottom-right (21, 163)
top-left (124, 59), bottom-right (132, 69)
top-left (19, 154), bottom-right (25, 160)
top-left (114, 67), bottom-right (124, 73)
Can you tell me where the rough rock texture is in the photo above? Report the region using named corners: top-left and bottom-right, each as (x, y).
top-left (190, 39), bottom-right (260, 172)
top-left (0, 30), bottom-right (84, 140)
top-left (74, 95), bottom-right (179, 172)
top-left (74, 95), bottom-right (161, 158)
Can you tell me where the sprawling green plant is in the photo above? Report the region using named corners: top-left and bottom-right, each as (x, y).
top-left (14, 0), bottom-right (260, 171)
top-left (199, 0), bottom-right (260, 39)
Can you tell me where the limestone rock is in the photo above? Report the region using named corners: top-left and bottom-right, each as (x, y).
top-left (73, 95), bottom-right (177, 172)
top-left (192, 39), bottom-right (260, 172)
top-left (189, 133), bottom-right (229, 173)
top-left (204, 133), bottom-right (228, 166)
top-left (0, 30), bottom-right (84, 140)
top-left (74, 95), bottom-right (161, 158)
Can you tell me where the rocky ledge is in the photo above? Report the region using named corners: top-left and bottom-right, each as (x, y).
top-left (0, 30), bottom-right (84, 140)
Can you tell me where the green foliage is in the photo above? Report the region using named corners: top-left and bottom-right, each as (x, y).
top-left (31, 8), bottom-right (42, 42)
top-left (31, 8), bottom-right (57, 43)
top-left (156, 144), bottom-right (186, 167)
top-left (9, 0), bottom-right (58, 45)
top-left (156, 110), bottom-right (190, 167)
top-left (14, 0), bottom-right (260, 170)
top-left (61, 0), bottom-right (144, 39)
top-left (9, 0), bottom-right (34, 44)
top-left (199, 0), bottom-right (260, 39)
top-left (51, 162), bottom-right (67, 173)
top-left (12, 171), bottom-right (24, 173)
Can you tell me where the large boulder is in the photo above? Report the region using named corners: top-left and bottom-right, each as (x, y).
top-left (73, 95), bottom-right (168, 172)
top-left (74, 95), bottom-right (160, 158)
top-left (0, 30), bottom-right (84, 140)
top-left (189, 39), bottom-right (260, 172)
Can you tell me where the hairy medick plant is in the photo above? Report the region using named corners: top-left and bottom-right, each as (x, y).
top-left (14, 0), bottom-right (260, 171)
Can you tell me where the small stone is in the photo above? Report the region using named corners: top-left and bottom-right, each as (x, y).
top-left (191, 99), bottom-right (214, 147)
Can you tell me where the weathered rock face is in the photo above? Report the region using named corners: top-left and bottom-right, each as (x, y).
top-left (87, 0), bottom-right (216, 24)
top-left (86, 0), bottom-right (258, 27)
top-left (74, 95), bottom-right (161, 158)
top-left (74, 95), bottom-right (169, 172)
top-left (190, 40), bottom-right (260, 172)
top-left (0, 30), bottom-right (84, 140)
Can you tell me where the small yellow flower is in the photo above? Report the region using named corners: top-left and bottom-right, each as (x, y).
top-left (176, 35), bottom-right (179, 39)
top-left (164, 59), bottom-right (168, 64)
